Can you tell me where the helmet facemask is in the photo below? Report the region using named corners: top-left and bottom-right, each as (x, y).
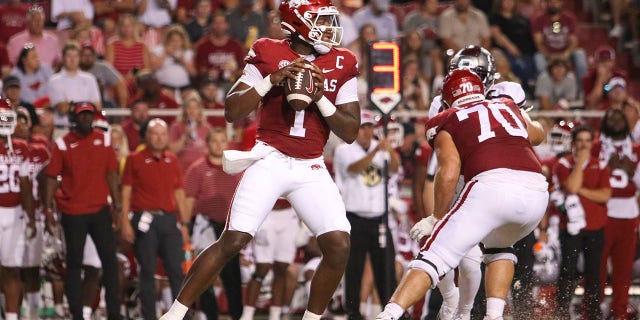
top-left (449, 46), bottom-right (496, 93)
top-left (284, 6), bottom-right (343, 54)
top-left (0, 109), bottom-right (17, 137)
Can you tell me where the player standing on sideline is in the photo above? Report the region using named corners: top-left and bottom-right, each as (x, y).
top-left (13, 107), bottom-right (50, 320)
top-left (160, 0), bottom-right (360, 319)
top-left (0, 98), bottom-right (36, 320)
top-left (378, 69), bottom-right (548, 320)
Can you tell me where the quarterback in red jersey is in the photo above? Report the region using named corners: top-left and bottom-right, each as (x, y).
top-left (377, 69), bottom-right (548, 320)
top-left (161, 0), bottom-right (360, 319)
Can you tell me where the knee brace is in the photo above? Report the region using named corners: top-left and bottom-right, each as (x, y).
top-left (407, 252), bottom-right (442, 289)
top-left (482, 247), bottom-right (518, 265)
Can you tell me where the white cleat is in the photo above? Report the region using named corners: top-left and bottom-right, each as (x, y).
top-left (437, 305), bottom-right (456, 320)
top-left (375, 310), bottom-right (397, 320)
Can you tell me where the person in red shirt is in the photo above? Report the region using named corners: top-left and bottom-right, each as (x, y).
top-left (129, 70), bottom-right (180, 124)
top-left (121, 99), bottom-right (151, 151)
top-left (184, 128), bottom-right (242, 320)
top-left (583, 45), bottom-right (628, 110)
top-left (43, 101), bottom-right (122, 320)
top-left (0, 0), bottom-right (30, 45)
top-left (552, 125), bottom-right (611, 320)
top-left (120, 118), bottom-right (190, 320)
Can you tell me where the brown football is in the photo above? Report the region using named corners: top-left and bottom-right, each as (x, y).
top-left (284, 61), bottom-right (317, 111)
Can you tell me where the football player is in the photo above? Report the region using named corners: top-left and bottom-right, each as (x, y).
top-left (161, 0), bottom-right (360, 319)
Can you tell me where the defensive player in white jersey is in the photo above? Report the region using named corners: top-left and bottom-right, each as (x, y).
top-left (161, 0), bottom-right (360, 319)
top-left (378, 68), bottom-right (548, 320)
top-left (411, 45), bottom-right (529, 320)
top-left (0, 98), bottom-right (36, 320)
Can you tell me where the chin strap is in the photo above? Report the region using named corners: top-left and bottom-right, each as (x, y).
top-left (6, 134), bottom-right (13, 154)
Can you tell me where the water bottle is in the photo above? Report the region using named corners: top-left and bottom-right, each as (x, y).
top-left (182, 242), bottom-right (194, 274)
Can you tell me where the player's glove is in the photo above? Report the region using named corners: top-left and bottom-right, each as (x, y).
top-left (409, 216), bottom-right (439, 242)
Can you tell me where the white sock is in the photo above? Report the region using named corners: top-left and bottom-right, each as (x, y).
top-left (26, 292), bottom-right (40, 316)
top-left (486, 297), bottom-right (506, 319)
top-left (5, 313), bottom-right (17, 320)
top-left (55, 303), bottom-right (65, 316)
top-left (301, 310), bottom-right (322, 320)
top-left (269, 306), bottom-right (282, 320)
top-left (438, 272), bottom-right (459, 308)
top-left (162, 287), bottom-right (173, 310)
top-left (162, 300), bottom-right (189, 320)
top-left (83, 306), bottom-right (93, 320)
top-left (383, 302), bottom-right (404, 319)
top-left (281, 306), bottom-right (290, 315)
top-left (360, 302), bottom-right (368, 316)
top-left (241, 305), bottom-right (256, 320)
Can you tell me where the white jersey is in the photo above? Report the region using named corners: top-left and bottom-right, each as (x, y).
top-left (428, 81), bottom-right (527, 118)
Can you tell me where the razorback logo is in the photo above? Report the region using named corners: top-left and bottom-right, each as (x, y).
top-left (310, 164), bottom-right (323, 170)
top-left (285, 0), bottom-right (311, 8)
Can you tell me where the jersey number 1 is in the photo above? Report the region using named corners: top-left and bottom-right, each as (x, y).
top-left (290, 110), bottom-right (306, 137)
top-left (456, 103), bottom-right (527, 143)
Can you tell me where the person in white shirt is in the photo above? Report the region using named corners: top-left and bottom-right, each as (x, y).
top-left (51, 0), bottom-right (95, 30)
top-left (138, 0), bottom-right (177, 28)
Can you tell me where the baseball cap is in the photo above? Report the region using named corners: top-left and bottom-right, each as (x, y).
top-left (360, 109), bottom-right (376, 126)
top-left (33, 96), bottom-right (51, 109)
top-left (81, 41), bottom-right (95, 52)
top-left (72, 101), bottom-right (97, 114)
top-left (606, 76), bottom-right (627, 91)
top-left (2, 76), bottom-right (20, 88)
top-left (595, 45), bottom-right (616, 62)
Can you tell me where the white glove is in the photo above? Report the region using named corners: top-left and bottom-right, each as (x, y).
top-left (565, 194), bottom-right (586, 235)
top-left (409, 216), bottom-right (439, 242)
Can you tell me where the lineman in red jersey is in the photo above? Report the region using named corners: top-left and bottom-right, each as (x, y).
top-left (594, 109), bottom-right (640, 319)
top-left (13, 107), bottom-right (51, 320)
top-left (0, 99), bottom-right (36, 320)
top-left (161, 0), bottom-right (360, 319)
top-left (377, 69), bottom-right (548, 320)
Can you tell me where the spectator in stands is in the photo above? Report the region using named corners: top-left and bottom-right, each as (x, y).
top-left (199, 77), bottom-right (226, 128)
top-left (184, 128), bottom-right (243, 320)
top-left (348, 24), bottom-right (376, 109)
top-left (129, 69), bottom-right (180, 123)
top-left (403, 0), bottom-right (439, 34)
top-left (552, 125), bottom-right (611, 320)
top-left (183, 0), bottom-right (212, 43)
top-left (531, 0), bottom-right (587, 94)
top-left (10, 44), bottom-right (53, 105)
top-left (333, 0), bottom-right (357, 46)
top-left (583, 45), bottom-right (627, 110)
top-left (120, 118), bottom-right (190, 320)
top-left (401, 59), bottom-right (429, 111)
top-left (489, 0), bottom-right (538, 90)
top-left (137, 0), bottom-right (177, 29)
top-left (80, 43), bottom-right (129, 109)
top-left (493, 49), bottom-right (522, 84)
top-left (439, 0), bottom-right (491, 52)
top-left (110, 124), bottom-right (130, 171)
top-left (2, 75), bottom-right (38, 125)
top-left (352, 0), bottom-right (398, 40)
top-left (599, 77), bottom-right (640, 111)
top-left (0, 0), bottom-right (30, 45)
top-left (227, 0), bottom-right (266, 49)
top-left (7, 5), bottom-right (61, 69)
top-left (70, 23), bottom-right (106, 57)
top-left (93, 0), bottom-right (137, 39)
top-left (194, 12), bottom-right (245, 86)
top-left (122, 99), bottom-right (151, 151)
top-left (623, 101), bottom-right (640, 142)
top-left (265, 9), bottom-right (286, 40)
top-left (44, 101), bottom-right (122, 320)
top-left (168, 93), bottom-right (211, 171)
top-left (105, 13), bottom-right (151, 81)
top-left (401, 30), bottom-right (443, 95)
top-left (48, 42), bottom-right (102, 128)
top-left (535, 57), bottom-right (577, 110)
top-left (0, 44), bottom-right (10, 77)
top-left (150, 24), bottom-right (197, 100)
top-left (51, 0), bottom-right (94, 30)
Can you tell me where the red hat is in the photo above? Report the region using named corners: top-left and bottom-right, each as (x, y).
top-left (595, 45), bottom-right (616, 62)
top-left (72, 101), bottom-right (97, 114)
top-left (33, 96), bottom-right (51, 109)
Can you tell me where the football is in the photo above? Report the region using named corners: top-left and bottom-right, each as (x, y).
top-left (284, 61), bottom-right (317, 111)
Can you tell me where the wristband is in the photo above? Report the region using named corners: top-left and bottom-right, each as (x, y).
top-left (254, 74), bottom-right (273, 97)
top-left (316, 96), bottom-right (337, 117)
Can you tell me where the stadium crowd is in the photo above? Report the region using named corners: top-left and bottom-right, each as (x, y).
top-left (0, 0), bottom-right (640, 319)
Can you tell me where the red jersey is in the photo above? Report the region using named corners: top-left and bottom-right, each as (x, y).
top-left (246, 38), bottom-right (359, 159)
top-left (0, 139), bottom-right (30, 207)
top-left (426, 98), bottom-right (541, 182)
top-left (553, 155), bottom-right (611, 230)
top-left (194, 37), bottom-right (245, 81)
top-left (414, 143), bottom-right (433, 167)
top-left (44, 130), bottom-right (118, 214)
top-left (0, 3), bottom-right (29, 45)
top-left (27, 140), bottom-right (50, 203)
top-left (591, 139), bottom-right (640, 198)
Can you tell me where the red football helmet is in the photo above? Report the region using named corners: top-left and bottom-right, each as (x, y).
top-left (279, 0), bottom-right (343, 54)
top-left (0, 97), bottom-right (17, 136)
top-left (441, 69), bottom-right (485, 109)
top-left (448, 45), bottom-right (496, 92)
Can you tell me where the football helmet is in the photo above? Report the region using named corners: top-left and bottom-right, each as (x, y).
top-left (441, 69), bottom-right (485, 109)
top-left (548, 121), bottom-right (574, 154)
top-left (449, 45), bottom-right (496, 92)
top-left (0, 98), bottom-right (17, 136)
top-left (279, 0), bottom-right (343, 54)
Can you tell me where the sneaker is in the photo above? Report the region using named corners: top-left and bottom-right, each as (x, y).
top-left (438, 305), bottom-right (456, 320)
top-left (375, 311), bottom-right (397, 320)
top-left (610, 24), bottom-right (624, 38)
